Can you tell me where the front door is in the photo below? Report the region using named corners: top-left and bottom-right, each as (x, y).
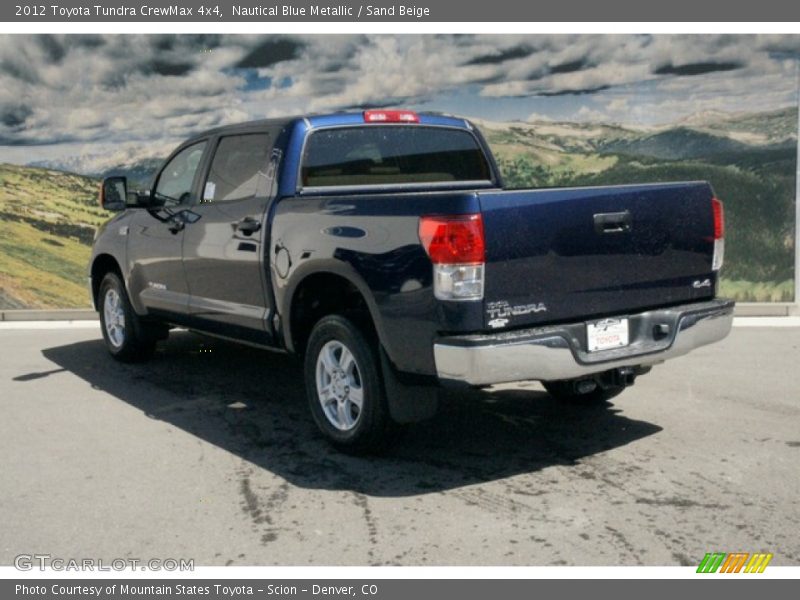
top-left (128, 140), bottom-right (208, 316)
top-left (181, 131), bottom-right (277, 342)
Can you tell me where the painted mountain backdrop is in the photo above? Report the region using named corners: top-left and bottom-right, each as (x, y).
top-left (0, 106), bottom-right (796, 308)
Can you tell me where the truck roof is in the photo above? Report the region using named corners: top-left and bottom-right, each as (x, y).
top-left (188, 111), bottom-right (472, 142)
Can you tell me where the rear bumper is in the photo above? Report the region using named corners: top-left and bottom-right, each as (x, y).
top-left (434, 298), bottom-right (734, 386)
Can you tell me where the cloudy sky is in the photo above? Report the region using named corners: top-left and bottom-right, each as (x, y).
top-left (1, 34), bottom-right (799, 169)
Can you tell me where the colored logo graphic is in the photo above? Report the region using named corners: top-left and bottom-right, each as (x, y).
top-left (697, 552), bottom-right (773, 573)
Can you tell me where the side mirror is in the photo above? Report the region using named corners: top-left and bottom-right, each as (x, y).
top-left (99, 176), bottom-right (128, 212)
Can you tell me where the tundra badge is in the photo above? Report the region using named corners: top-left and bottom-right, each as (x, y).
top-left (487, 300), bottom-right (547, 320)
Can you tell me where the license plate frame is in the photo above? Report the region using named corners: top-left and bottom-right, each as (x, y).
top-left (586, 317), bottom-right (630, 352)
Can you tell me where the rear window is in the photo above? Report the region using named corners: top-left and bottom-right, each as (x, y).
top-left (300, 126), bottom-right (492, 188)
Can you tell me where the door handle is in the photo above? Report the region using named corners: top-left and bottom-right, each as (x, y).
top-left (594, 211), bottom-right (632, 234)
top-left (236, 217), bottom-right (262, 235)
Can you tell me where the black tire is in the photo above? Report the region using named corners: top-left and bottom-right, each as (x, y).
top-left (304, 314), bottom-right (391, 453)
top-left (542, 379), bottom-right (625, 405)
top-left (97, 272), bottom-right (158, 363)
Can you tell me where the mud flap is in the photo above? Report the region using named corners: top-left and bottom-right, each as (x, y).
top-left (379, 347), bottom-right (439, 424)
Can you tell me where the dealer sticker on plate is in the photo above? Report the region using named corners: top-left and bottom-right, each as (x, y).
top-left (587, 317), bottom-right (629, 352)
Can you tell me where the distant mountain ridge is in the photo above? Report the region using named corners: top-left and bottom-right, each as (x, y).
top-left (27, 143), bottom-right (174, 188)
top-left (28, 156), bottom-right (164, 189)
top-left (676, 107), bottom-right (798, 145)
top-left (477, 106), bottom-right (797, 165)
top-left (21, 107), bottom-right (799, 182)
top-left (598, 127), bottom-right (760, 160)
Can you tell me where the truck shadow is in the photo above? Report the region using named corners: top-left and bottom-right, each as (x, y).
top-left (40, 330), bottom-right (661, 497)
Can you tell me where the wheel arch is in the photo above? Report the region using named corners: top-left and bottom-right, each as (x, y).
top-left (90, 253), bottom-right (124, 310)
top-left (281, 261), bottom-right (387, 357)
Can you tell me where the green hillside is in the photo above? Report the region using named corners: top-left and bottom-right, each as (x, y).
top-left (0, 164), bottom-right (102, 308)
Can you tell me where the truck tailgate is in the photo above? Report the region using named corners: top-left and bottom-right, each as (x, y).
top-left (478, 182), bottom-right (716, 329)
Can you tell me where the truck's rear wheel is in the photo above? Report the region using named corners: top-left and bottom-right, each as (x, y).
top-left (98, 272), bottom-right (157, 362)
top-left (304, 315), bottom-right (391, 453)
top-left (542, 380), bottom-right (624, 404)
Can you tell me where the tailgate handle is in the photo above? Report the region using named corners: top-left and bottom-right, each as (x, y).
top-left (594, 211), bottom-right (632, 234)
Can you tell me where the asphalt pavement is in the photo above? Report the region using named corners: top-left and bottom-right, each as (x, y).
top-left (1, 321), bottom-right (798, 566)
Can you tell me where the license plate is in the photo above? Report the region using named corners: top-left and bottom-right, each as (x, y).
top-left (587, 318), bottom-right (629, 352)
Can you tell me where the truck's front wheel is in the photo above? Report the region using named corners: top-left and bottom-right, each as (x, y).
top-left (304, 315), bottom-right (391, 453)
top-left (98, 272), bottom-right (157, 362)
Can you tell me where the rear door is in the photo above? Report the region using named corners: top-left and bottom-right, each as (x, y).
top-left (182, 131), bottom-right (279, 341)
top-left (479, 182), bottom-right (716, 329)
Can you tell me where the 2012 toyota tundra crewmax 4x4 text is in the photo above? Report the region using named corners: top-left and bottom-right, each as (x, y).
top-left (90, 110), bottom-right (734, 452)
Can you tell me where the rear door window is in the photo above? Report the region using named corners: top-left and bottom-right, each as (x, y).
top-left (300, 126), bottom-right (492, 189)
top-left (202, 133), bottom-right (272, 203)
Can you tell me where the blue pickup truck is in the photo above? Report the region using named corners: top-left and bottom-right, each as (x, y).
top-left (91, 110), bottom-right (734, 451)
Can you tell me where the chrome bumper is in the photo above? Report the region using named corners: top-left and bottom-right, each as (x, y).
top-left (434, 299), bottom-right (734, 386)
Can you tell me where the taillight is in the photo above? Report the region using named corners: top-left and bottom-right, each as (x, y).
top-left (363, 110), bottom-right (419, 123)
top-left (712, 197), bottom-right (725, 239)
top-left (712, 197), bottom-right (725, 271)
top-left (419, 214), bottom-right (485, 301)
top-left (419, 214), bottom-right (485, 264)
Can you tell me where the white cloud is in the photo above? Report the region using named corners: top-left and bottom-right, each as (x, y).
top-left (1, 34), bottom-right (798, 167)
